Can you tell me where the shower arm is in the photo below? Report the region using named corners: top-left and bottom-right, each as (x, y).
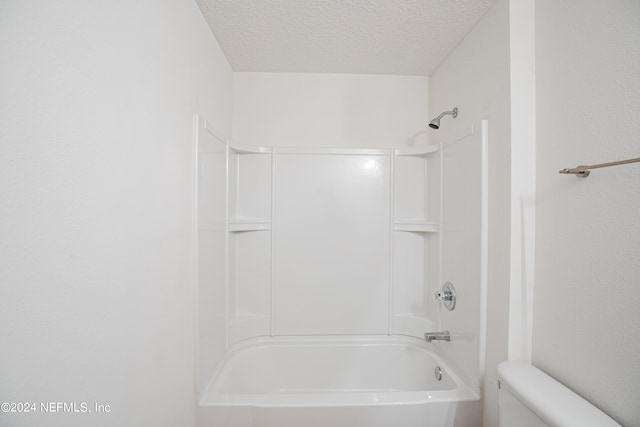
top-left (434, 109), bottom-right (457, 121)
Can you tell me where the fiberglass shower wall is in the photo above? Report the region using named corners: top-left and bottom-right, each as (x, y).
top-left (195, 116), bottom-right (487, 394)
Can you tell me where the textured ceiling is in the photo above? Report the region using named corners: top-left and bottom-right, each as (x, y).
top-left (195, 0), bottom-right (497, 76)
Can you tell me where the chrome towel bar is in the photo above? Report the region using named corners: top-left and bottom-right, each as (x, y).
top-left (559, 156), bottom-right (640, 178)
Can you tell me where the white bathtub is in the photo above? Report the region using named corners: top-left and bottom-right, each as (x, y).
top-left (197, 336), bottom-right (479, 427)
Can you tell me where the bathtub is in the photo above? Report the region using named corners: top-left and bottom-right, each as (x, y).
top-left (197, 335), bottom-right (478, 427)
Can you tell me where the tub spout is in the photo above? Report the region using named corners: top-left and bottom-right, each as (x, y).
top-left (424, 331), bottom-right (450, 342)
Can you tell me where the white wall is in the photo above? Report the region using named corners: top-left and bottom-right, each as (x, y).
top-left (533, 1), bottom-right (640, 426)
top-left (506, 0), bottom-right (536, 364)
top-left (429, 0), bottom-right (512, 425)
top-left (0, 1), bottom-right (232, 426)
top-left (233, 72), bottom-right (429, 148)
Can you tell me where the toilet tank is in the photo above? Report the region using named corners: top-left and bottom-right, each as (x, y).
top-left (497, 361), bottom-right (620, 427)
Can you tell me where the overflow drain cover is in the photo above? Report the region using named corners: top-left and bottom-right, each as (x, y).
top-left (434, 366), bottom-right (443, 381)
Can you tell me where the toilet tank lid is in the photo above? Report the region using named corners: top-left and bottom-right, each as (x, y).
top-left (497, 361), bottom-right (620, 427)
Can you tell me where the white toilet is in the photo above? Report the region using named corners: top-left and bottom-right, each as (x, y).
top-left (497, 361), bottom-right (620, 427)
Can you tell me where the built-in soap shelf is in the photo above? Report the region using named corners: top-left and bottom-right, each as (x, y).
top-left (229, 219), bottom-right (272, 232)
top-left (229, 143), bottom-right (272, 154)
top-left (226, 143), bottom-right (272, 345)
top-left (392, 143), bottom-right (439, 339)
top-left (393, 221), bottom-right (439, 233)
top-left (393, 145), bottom-right (439, 157)
top-left (228, 142), bottom-right (272, 236)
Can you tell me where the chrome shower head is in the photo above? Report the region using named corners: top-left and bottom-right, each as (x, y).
top-left (429, 107), bottom-right (458, 129)
top-left (428, 118), bottom-right (441, 130)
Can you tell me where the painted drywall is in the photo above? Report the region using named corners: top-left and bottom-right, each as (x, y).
top-left (506, 0), bottom-right (536, 364)
top-left (429, 0), bottom-right (512, 425)
top-left (0, 1), bottom-right (232, 426)
top-left (533, 1), bottom-right (640, 426)
top-left (233, 72), bottom-right (429, 148)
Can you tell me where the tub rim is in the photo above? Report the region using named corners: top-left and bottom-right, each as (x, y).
top-left (199, 335), bottom-right (479, 408)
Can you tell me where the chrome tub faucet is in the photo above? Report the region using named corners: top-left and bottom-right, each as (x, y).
top-left (424, 331), bottom-right (450, 342)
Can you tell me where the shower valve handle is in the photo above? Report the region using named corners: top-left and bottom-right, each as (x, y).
top-left (434, 290), bottom-right (453, 302)
top-left (434, 282), bottom-right (456, 311)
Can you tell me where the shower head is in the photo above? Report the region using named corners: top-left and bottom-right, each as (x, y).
top-left (429, 107), bottom-right (458, 129)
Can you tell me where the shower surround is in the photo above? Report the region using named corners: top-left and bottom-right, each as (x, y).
top-left (194, 116), bottom-right (488, 426)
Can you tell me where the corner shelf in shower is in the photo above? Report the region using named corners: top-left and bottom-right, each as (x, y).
top-left (393, 221), bottom-right (439, 233)
top-left (229, 143), bottom-right (272, 154)
top-left (229, 219), bottom-right (272, 232)
top-left (393, 145), bottom-right (439, 157)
